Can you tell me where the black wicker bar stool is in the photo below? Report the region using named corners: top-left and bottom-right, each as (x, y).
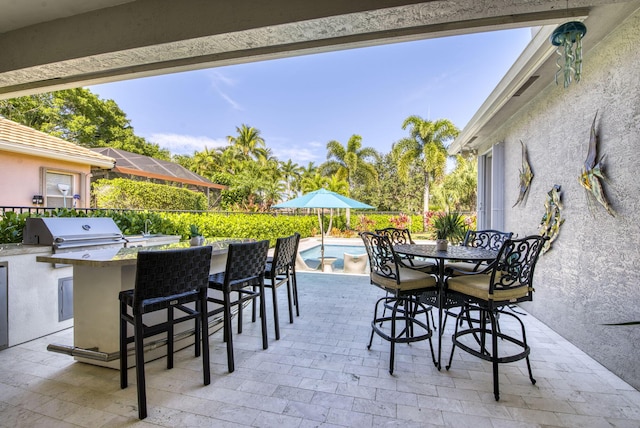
top-left (263, 233), bottom-right (300, 340)
top-left (208, 240), bottom-right (269, 373)
top-left (119, 246), bottom-right (212, 419)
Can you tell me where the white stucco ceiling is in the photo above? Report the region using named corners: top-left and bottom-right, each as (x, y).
top-left (0, 0), bottom-right (134, 33)
top-left (0, 0), bottom-right (624, 99)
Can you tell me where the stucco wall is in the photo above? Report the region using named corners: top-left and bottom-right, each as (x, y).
top-left (0, 151), bottom-right (92, 207)
top-left (476, 10), bottom-right (640, 389)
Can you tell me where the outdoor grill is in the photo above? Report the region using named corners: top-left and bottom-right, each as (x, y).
top-left (23, 217), bottom-right (127, 252)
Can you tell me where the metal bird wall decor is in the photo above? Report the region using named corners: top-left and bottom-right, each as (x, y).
top-left (579, 111), bottom-right (615, 217)
top-left (513, 140), bottom-right (534, 207)
top-left (539, 184), bottom-right (564, 254)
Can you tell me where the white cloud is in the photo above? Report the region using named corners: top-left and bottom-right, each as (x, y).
top-left (149, 133), bottom-right (228, 155)
top-left (207, 70), bottom-right (243, 110)
top-left (273, 146), bottom-right (320, 164)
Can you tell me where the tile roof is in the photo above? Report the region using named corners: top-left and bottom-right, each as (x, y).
top-left (92, 147), bottom-right (226, 189)
top-left (0, 116), bottom-right (115, 168)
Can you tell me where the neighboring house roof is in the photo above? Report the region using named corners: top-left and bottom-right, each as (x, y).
top-left (91, 147), bottom-right (226, 189)
top-left (0, 116), bottom-right (116, 168)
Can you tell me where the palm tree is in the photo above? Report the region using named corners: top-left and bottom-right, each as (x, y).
top-left (279, 159), bottom-right (303, 200)
top-left (301, 172), bottom-right (329, 194)
top-left (191, 146), bottom-right (218, 178)
top-left (393, 115), bottom-right (459, 214)
top-left (227, 124), bottom-right (267, 161)
top-left (323, 134), bottom-right (378, 190)
top-left (323, 134), bottom-right (378, 227)
top-left (443, 154), bottom-right (477, 212)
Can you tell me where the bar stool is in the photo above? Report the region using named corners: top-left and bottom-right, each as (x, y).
top-left (119, 246), bottom-right (212, 419)
top-left (208, 240), bottom-right (269, 372)
top-left (360, 232), bottom-right (437, 374)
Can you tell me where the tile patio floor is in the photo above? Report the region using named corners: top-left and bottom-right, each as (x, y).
top-left (1, 270), bottom-right (640, 427)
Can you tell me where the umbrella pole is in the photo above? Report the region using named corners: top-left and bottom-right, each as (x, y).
top-left (321, 208), bottom-right (325, 271)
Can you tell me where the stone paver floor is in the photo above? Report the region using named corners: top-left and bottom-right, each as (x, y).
top-left (1, 270), bottom-right (639, 427)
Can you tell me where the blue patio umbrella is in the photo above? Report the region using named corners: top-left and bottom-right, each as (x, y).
top-left (273, 189), bottom-right (374, 271)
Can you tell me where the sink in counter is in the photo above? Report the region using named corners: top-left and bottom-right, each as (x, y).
top-left (124, 234), bottom-right (180, 247)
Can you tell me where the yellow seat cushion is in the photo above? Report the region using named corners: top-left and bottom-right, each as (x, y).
top-left (372, 266), bottom-right (437, 292)
top-left (446, 261), bottom-right (484, 273)
top-left (447, 274), bottom-right (531, 302)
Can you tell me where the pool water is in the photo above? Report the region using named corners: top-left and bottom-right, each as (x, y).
top-left (299, 244), bottom-right (367, 270)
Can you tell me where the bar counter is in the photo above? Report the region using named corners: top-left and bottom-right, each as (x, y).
top-left (36, 239), bottom-right (246, 369)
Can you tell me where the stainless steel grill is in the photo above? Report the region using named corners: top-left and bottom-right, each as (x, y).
top-left (23, 217), bottom-right (127, 252)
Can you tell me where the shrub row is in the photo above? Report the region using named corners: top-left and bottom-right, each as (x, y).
top-left (0, 208), bottom-right (436, 245)
top-left (93, 178), bottom-right (207, 211)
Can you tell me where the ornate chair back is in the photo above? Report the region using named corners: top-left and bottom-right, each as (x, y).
top-left (375, 227), bottom-right (415, 245)
top-left (361, 231), bottom-right (400, 285)
top-left (463, 229), bottom-right (513, 251)
top-left (486, 235), bottom-right (547, 306)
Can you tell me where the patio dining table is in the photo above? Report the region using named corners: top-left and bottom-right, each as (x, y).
top-left (394, 243), bottom-right (498, 369)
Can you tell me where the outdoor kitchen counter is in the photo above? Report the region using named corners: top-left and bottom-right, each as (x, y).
top-left (36, 239), bottom-right (245, 369)
top-left (36, 239), bottom-right (237, 268)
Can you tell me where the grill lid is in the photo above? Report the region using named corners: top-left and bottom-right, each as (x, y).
top-left (23, 217), bottom-right (125, 247)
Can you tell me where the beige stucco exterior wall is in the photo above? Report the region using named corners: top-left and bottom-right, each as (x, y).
top-left (0, 151), bottom-right (92, 208)
top-left (476, 11), bottom-right (640, 388)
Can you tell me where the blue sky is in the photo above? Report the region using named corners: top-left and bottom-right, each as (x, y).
top-left (89, 28), bottom-right (532, 167)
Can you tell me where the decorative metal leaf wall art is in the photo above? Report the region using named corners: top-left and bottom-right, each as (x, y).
top-left (579, 111), bottom-right (615, 216)
top-left (513, 140), bottom-right (534, 207)
top-left (539, 184), bottom-right (564, 254)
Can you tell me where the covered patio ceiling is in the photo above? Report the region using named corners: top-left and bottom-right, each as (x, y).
top-left (0, 0), bottom-right (626, 99)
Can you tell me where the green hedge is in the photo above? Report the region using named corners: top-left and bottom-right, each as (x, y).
top-left (93, 178), bottom-right (207, 211)
top-left (0, 208), bottom-right (428, 245)
top-left (0, 209), bottom-right (317, 246)
top-left (163, 213), bottom-right (317, 246)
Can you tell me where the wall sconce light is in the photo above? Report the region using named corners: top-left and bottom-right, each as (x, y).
top-left (550, 21), bottom-right (587, 88)
top-left (32, 195), bottom-right (44, 205)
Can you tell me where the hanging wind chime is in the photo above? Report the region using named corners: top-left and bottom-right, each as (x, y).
top-left (550, 21), bottom-right (587, 88)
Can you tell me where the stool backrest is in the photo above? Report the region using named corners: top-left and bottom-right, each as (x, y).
top-left (360, 231), bottom-right (400, 283)
top-left (272, 233), bottom-right (300, 274)
top-left (375, 227), bottom-right (415, 245)
top-left (489, 235), bottom-right (547, 297)
top-left (463, 229), bottom-right (513, 251)
top-left (223, 240), bottom-right (269, 287)
top-left (134, 246), bottom-right (212, 310)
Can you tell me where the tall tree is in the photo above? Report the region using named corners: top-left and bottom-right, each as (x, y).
top-left (323, 134), bottom-right (379, 227)
top-left (440, 154), bottom-right (477, 212)
top-left (393, 116), bottom-right (459, 214)
top-left (279, 159), bottom-right (303, 200)
top-left (322, 134), bottom-right (379, 192)
top-left (226, 124), bottom-right (267, 161)
top-left (0, 88), bottom-right (170, 159)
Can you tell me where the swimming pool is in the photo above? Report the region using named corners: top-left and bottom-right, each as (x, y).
top-left (299, 244), bottom-right (367, 271)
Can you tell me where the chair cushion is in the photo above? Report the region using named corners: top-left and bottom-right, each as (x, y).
top-left (404, 259), bottom-right (436, 271)
top-left (447, 274), bottom-right (531, 302)
top-left (445, 261), bottom-right (483, 273)
top-left (372, 266), bottom-right (437, 292)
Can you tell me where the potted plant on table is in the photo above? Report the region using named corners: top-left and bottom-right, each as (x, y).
top-left (431, 212), bottom-right (466, 251)
top-left (189, 224), bottom-right (204, 246)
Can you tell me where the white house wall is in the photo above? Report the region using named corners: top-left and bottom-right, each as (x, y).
top-left (476, 9), bottom-right (640, 389)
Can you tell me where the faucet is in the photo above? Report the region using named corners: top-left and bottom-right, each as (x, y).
top-left (144, 219), bottom-right (152, 236)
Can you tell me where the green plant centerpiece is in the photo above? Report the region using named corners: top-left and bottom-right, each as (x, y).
top-left (431, 212), bottom-right (466, 251)
top-left (189, 224), bottom-right (204, 246)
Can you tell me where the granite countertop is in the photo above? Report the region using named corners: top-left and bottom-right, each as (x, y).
top-left (0, 243), bottom-right (52, 257)
top-left (35, 239), bottom-right (248, 268)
